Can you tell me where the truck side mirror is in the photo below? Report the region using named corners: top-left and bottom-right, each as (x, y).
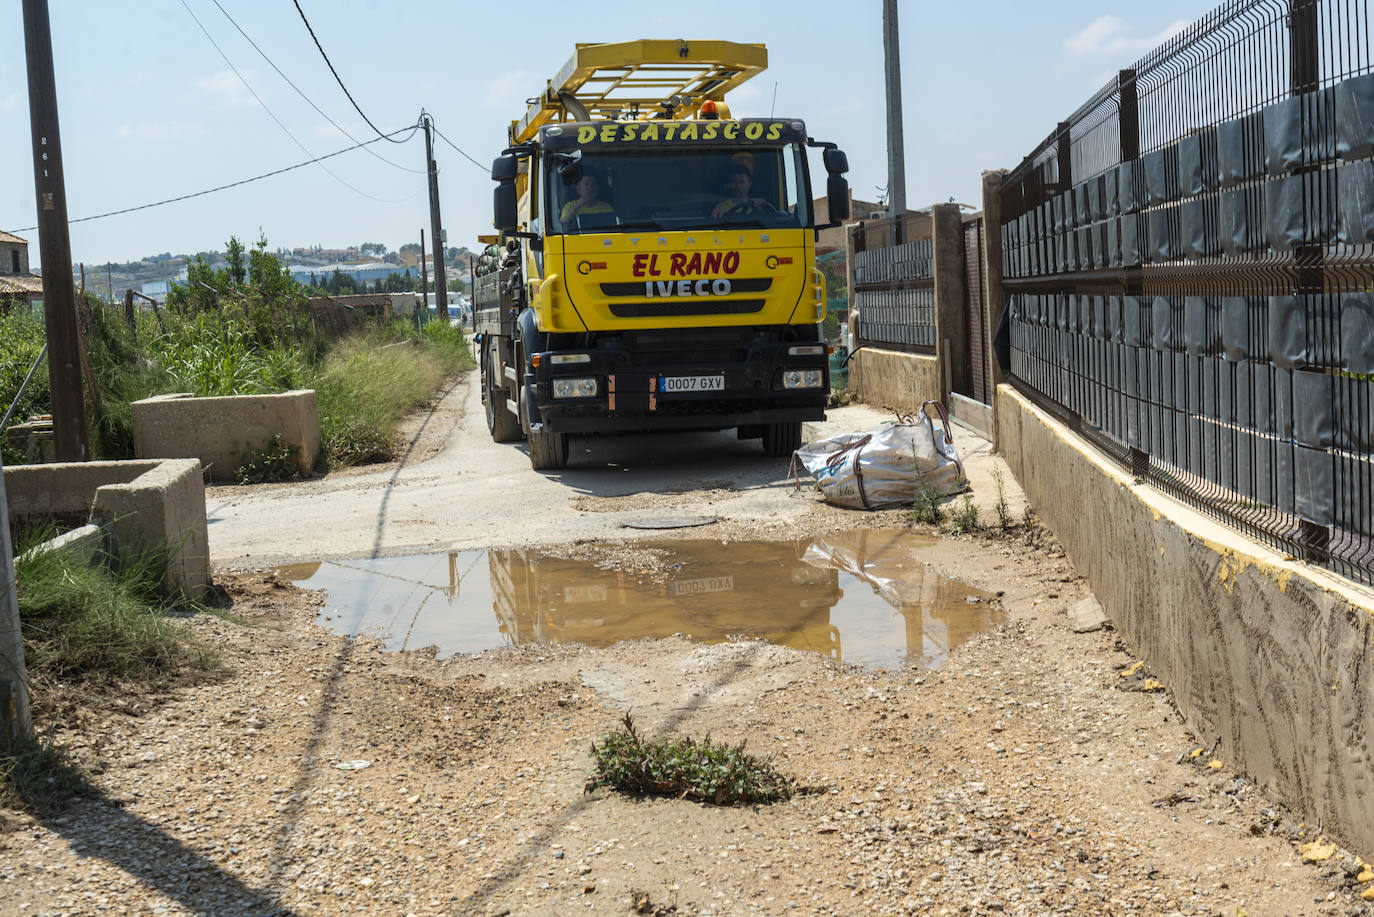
top-left (494, 182), bottom-right (518, 232)
top-left (823, 148), bottom-right (849, 174)
top-left (827, 176), bottom-right (850, 221)
top-left (491, 154), bottom-right (519, 182)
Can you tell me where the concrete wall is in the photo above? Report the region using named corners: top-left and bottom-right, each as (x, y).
top-left (848, 347), bottom-right (941, 416)
top-left (4, 459), bottom-right (210, 597)
top-left (4, 460), bottom-right (159, 524)
top-left (132, 390), bottom-right (320, 482)
top-left (91, 459), bottom-right (210, 597)
top-left (996, 384), bottom-right (1374, 855)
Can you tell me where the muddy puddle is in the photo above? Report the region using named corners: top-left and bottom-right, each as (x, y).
top-left (278, 531), bottom-right (1003, 669)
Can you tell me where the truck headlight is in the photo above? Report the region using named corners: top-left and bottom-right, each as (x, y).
top-left (782, 370), bottom-right (824, 389)
top-left (552, 377), bottom-right (599, 398)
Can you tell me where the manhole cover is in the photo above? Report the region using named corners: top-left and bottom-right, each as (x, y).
top-left (621, 514), bottom-right (718, 530)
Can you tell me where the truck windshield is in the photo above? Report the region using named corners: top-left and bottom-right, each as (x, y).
top-left (547, 145), bottom-right (811, 235)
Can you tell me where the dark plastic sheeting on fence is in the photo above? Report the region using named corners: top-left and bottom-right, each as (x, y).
top-left (1152, 296), bottom-right (1178, 350)
top-left (1218, 111), bottom-right (1265, 187)
top-left (1338, 159), bottom-right (1374, 244)
top-left (1345, 293), bottom-right (1374, 373)
top-left (1265, 175), bottom-right (1304, 252)
top-left (1335, 71), bottom-right (1374, 160)
top-left (1269, 295), bottom-right (1309, 368)
top-left (1145, 148), bottom-right (1171, 205)
top-left (1184, 296), bottom-right (1221, 355)
top-left (1149, 207), bottom-right (1174, 261)
top-left (1118, 161), bottom-right (1139, 213)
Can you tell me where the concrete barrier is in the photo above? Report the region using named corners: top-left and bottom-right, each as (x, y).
top-left (132, 390), bottom-right (319, 482)
top-left (4, 458), bottom-right (210, 597)
top-left (848, 347), bottom-right (941, 417)
top-left (996, 383), bottom-right (1374, 855)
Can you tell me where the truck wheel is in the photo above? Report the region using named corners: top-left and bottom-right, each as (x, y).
top-left (762, 422), bottom-right (801, 457)
top-left (485, 350), bottom-right (522, 443)
top-left (528, 427), bottom-right (569, 470)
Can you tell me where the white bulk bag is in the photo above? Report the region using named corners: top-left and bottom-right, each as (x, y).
top-left (793, 401), bottom-right (968, 510)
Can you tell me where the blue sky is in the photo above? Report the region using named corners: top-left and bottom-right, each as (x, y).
top-left (0, 0), bottom-right (1206, 268)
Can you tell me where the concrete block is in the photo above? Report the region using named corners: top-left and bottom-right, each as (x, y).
top-left (132, 390), bottom-right (320, 482)
top-left (20, 524), bottom-right (104, 566)
top-left (949, 392), bottom-right (992, 439)
top-left (849, 347), bottom-right (941, 417)
top-left (91, 459), bottom-right (209, 597)
top-left (996, 383), bottom-right (1374, 856)
top-left (1067, 596), bottom-right (1108, 633)
top-left (4, 458), bottom-right (210, 598)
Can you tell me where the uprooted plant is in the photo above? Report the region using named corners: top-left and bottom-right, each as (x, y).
top-left (586, 713), bottom-right (801, 805)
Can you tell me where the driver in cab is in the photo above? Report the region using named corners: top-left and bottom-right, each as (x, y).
top-left (560, 170), bottom-right (615, 223)
top-left (710, 163), bottom-right (772, 219)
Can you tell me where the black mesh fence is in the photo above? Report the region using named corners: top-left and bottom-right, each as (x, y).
top-left (852, 219), bottom-right (937, 352)
top-left (999, 0), bottom-right (1374, 585)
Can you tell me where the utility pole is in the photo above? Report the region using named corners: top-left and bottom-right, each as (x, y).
top-left (421, 113), bottom-right (449, 320)
top-left (23, 0), bottom-right (87, 462)
top-left (882, 0), bottom-right (907, 224)
top-left (419, 228), bottom-right (429, 316)
top-left (0, 450), bottom-right (32, 740)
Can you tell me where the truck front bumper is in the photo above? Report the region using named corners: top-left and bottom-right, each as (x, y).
top-left (527, 340), bottom-right (828, 435)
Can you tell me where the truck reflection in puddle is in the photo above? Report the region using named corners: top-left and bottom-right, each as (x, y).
top-left (280, 531), bottom-right (1003, 670)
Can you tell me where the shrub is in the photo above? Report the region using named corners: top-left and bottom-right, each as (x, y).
top-left (586, 713), bottom-right (799, 805)
top-left (234, 433), bottom-right (302, 484)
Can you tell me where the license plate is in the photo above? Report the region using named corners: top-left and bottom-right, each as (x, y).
top-left (562, 584), bottom-right (607, 604)
top-left (660, 374), bottom-right (725, 393)
top-left (669, 575), bottom-right (735, 596)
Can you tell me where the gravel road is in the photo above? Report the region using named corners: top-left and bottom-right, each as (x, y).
top-left (4, 369), bottom-right (1370, 916)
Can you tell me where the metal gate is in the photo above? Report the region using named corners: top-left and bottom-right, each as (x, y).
top-left (962, 218), bottom-right (990, 404)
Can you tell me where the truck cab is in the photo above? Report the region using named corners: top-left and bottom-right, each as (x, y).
top-left (473, 41), bottom-right (850, 469)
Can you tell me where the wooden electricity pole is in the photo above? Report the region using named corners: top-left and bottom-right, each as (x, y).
top-left (421, 114), bottom-right (449, 320)
top-left (22, 0), bottom-right (87, 462)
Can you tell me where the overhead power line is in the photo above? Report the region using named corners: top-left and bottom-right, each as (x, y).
top-left (292, 0), bottom-right (404, 144)
top-left (429, 120), bottom-right (490, 172)
top-left (206, 0), bottom-right (422, 175)
top-left (3, 126), bottom-right (420, 236)
top-left (180, 0), bottom-right (416, 203)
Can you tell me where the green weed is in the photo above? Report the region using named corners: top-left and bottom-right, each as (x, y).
top-left (13, 530), bottom-right (216, 684)
top-left (909, 472), bottom-right (945, 527)
top-left (991, 467), bottom-right (1013, 529)
top-left (587, 713), bottom-right (799, 806)
top-left (947, 495), bottom-right (981, 534)
top-left (234, 433), bottom-right (302, 484)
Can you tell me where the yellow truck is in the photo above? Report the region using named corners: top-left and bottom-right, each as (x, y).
top-left (474, 39), bottom-right (851, 469)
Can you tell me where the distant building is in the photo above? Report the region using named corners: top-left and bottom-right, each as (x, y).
top-left (289, 262), bottom-right (403, 286)
top-left (0, 231), bottom-right (44, 307)
top-left (291, 246), bottom-right (362, 267)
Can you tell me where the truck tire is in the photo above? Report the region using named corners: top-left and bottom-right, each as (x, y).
top-left (762, 421), bottom-right (801, 457)
top-left (528, 427), bottom-right (569, 470)
top-left (485, 349), bottom-right (522, 443)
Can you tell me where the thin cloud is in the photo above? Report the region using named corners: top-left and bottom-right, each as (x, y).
top-left (196, 69), bottom-right (258, 109)
top-left (0, 92), bottom-right (21, 114)
top-left (1064, 15), bottom-right (1189, 58)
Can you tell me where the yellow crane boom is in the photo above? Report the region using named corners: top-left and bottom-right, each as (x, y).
top-left (509, 39), bottom-right (768, 145)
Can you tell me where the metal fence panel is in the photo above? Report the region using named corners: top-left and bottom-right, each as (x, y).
top-left (1000, 0), bottom-right (1374, 585)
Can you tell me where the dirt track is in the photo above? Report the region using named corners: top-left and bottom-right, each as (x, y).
top-left (3, 369), bottom-right (1371, 916)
